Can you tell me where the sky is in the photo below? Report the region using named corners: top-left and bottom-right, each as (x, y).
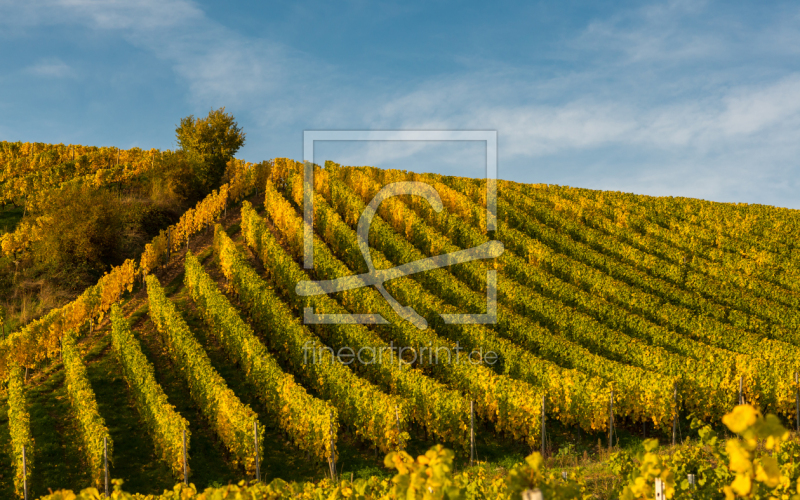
top-left (1, 0), bottom-right (800, 208)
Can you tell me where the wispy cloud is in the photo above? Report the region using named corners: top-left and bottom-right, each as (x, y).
top-left (24, 58), bottom-right (76, 78)
top-left (3, 0), bottom-right (800, 207)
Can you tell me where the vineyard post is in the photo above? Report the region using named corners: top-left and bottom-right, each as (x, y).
top-left (540, 395), bottom-right (546, 458)
top-left (739, 376), bottom-right (744, 405)
top-left (470, 400), bottom-right (475, 466)
top-left (253, 420), bottom-right (260, 482)
top-left (655, 478), bottom-right (665, 500)
top-left (72, 145), bottom-right (75, 161)
top-left (672, 381), bottom-right (677, 446)
top-left (104, 436), bottom-right (109, 498)
top-left (608, 389), bottom-right (614, 450)
top-left (22, 444), bottom-right (27, 500)
top-left (24, 366), bottom-right (28, 384)
top-left (182, 429), bottom-right (188, 486)
top-left (328, 410), bottom-right (336, 481)
top-left (167, 227), bottom-right (171, 263)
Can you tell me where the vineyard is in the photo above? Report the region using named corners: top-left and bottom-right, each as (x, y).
top-left (2, 149), bottom-right (800, 498)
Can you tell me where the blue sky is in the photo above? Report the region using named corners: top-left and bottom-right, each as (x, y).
top-left (2, 0), bottom-right (800, 208)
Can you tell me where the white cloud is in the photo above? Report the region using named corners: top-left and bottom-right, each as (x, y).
top-left (24, 58), bottom-right (76, 78)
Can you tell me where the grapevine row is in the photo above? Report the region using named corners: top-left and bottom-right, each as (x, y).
top-left (145, 275), bottom-right (262, 473)
top-left (212, 224), bottom-right (406, 452)
top-left (62, 333), bottom-right (113, 488)
top-left (511, 183), bottom-right (800, 339)
top-left (270, 172), bottom-right (638, 431)
top-left (431, 175), bottom-right (799, 413)
top-left (258, 183), bottom-right (558, 441)
top-left (7, 363), bottom-right (33, 498)
top-left (182, 251), bottom-right (336, 461)
top-left (373, 168), bottom-right (799, 416)
top-left (235, 202), bottom-right (471, 447)
top-left (1, 155), bottom-right (266, 379)
top-left (0, 258), bottom-right (136, 376)
top-left (320, 167), bottom-right (673, 425)
top-left (252, 185), bottom-right (550, 440)
top-left (346, 167), bottom-right (751, 417)
top-left (109, 304), bottom-right (190, 480)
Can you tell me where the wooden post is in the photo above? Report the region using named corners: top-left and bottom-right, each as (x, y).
top-left (608, 389), bottom-right (614, 450)
top-left (328, 411), bottom-right (336, 481)
top-left (24, 367), bottom-right (28, 384)
top-left (655, 478), bottom-right (665, 500)
top-left (739, 376), bottom-right (744, 405)
top-left (182, 429), bottom-right (188, 485)
top-left (688, 474), bottom-right (696, 489)
top-left (72, 145), bottom-right (75, 161)
top-left (117, 149), bottom-right (120, 166)
top-left (104, 436), bottom-right (109, 498)
top-left (22, 444), bottom-right (27, 500)
top-left (521, 489), bottom-right (543, 500)
top-left (167, 227), bottom-right (171, 263)
top-left (540, 395), bottom-right (546, 458)
top-left (253, 420), bottom-right (260, 482)
top-left (672, 381), bottom-right (677, 446)
top-left (470, 401), bottom-right (475, 466)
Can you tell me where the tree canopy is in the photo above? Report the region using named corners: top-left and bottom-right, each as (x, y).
top-left (175, 107), bottom-right (245, 194)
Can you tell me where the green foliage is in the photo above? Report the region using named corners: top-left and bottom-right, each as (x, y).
top-left (62, 333), bottom-right (113, 488)
top-left (250, 182), bottom-right (472, 447)
top-left (609, 406), bottom-right (800, 499)
top-left (183, 251), bottom-right (336, 462)
top-left (30, 184), bottom-right (125, 288)
top-left (8, 363), bottom-right (33, 498)
top-left (145, 274), bottom-right (262, 473)
top-left (214, 222), bottom-right (405, 453)
top-left (175, 108), bottom-right (245, 194)
top-left (153, 150), bottom-right (209, 205)
top-left (33, 444), bottom-right (591, 499)
top-left (110, 304), bottom-right (190, 480)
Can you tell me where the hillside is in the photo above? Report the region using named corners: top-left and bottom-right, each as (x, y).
top-left (2, 156), bottom-right (800, 498)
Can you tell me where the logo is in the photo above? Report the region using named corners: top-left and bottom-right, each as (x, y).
top-left (296, 131), bottom-right (502, 330)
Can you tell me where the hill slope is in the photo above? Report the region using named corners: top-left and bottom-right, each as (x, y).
top-left (2, 157), bottom-right (800, 496)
